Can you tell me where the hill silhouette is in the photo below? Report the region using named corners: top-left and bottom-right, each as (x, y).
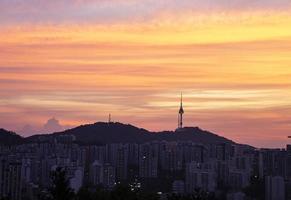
top-left (25, 122), bottom-right (235, 145)
top-left (0, 128), bottom-right (23, 145)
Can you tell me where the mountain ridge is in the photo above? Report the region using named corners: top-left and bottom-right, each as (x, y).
top-left (0, 128), bottom-right (23, 145)
top-left (1, 122), bottom-right (246, 146)
top-left (24, 122), bottom-right (237, 145)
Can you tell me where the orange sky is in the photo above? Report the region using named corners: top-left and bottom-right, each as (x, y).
top-left (1, 1), bottom-right (291, 147)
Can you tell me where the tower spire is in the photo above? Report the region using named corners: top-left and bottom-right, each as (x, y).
top-left (178, 93), bottom-right (184, 129)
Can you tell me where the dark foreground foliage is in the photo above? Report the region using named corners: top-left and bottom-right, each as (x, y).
top-left (0, 167), bottom-right (264, 200)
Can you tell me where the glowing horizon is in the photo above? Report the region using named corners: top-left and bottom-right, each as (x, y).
top-left (1, 0), bottom-right (291, 148)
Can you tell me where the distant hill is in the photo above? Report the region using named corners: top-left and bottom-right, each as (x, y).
top-left (0, 128), bottom-right (23, 145)
top-left (25, 122), bottom-right (236, 145)
top-left (152, 127), bottom-right (235, 144)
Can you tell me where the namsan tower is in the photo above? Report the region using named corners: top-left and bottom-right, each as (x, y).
top-left (178, 93), bottom-right (184, 129)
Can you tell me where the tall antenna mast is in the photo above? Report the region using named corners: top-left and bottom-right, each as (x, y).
top-left (178, 93), bottom-right (184, 129)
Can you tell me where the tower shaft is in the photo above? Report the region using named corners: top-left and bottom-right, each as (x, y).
top-left (178, 112), bottom-right (183, 129)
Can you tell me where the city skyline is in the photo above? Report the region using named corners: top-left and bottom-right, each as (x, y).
top-left (2, 0), bottom-right (291, 148)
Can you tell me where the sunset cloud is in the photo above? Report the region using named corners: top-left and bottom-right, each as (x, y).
top-left (1, 1), bottom-right (291, 147)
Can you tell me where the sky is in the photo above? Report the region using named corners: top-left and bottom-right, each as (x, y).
top-left (1, 0), bottom-right (291, 148)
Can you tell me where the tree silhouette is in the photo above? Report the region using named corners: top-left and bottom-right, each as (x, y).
top-left (76, 187), bottom-right (93, 200)
top-left (167, 188), bottom-right (216, 200)
top-left (243, 175), bottom-right (265, 200)
top-left (110, 184), bottom-right (137, 200)
top-left (48, 167), bottom-right (75, 200)
top-left (93, 186), bottom-right (111, 200)
top-left (0, 197), bottom-right (11, 200)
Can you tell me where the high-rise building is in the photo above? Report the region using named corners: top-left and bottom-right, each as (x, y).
top-left (159, 142), bottom-right (183, 171)
top-left (185, 161), bottom-right (216, 193)
top-left (89, 160), bottom-right (103, 186)
top-left (21, 158), bottom-right (32, 184)
top-left (40, 158), bottom-right (57, 187)
top-left (139, 143), bottom-right (158, 178)
top-left (265, 176), bottom-right (285, 200)
top-left (103, 163), bottom-right (116, 189)
top-left (228, 170), bottom-right (250, 189)
top-left (126, 143), bottom-right (139, 166)
top-left (181, 142), bottom-right (207, 165)
top-left (259, 149), bottom-right (287, 178)
top-left (287, 145), bottom-right (291, 180)
top-left (126, 143), bottom-right (139, 181)
top-left (0, 159), bottom-right (22, 200)
top-left (116, 145), bottom-right (128, 181)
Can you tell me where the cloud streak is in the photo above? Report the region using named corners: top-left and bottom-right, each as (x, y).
top-left (1, 0), bottom-right (291, 24)
top-left (1, 1), bottom-right (291, 147)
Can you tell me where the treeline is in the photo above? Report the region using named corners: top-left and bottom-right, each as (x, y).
top-left (2, 167), bottom-right (263, 200)
top-left (37, 167), bottom-right (216, 200)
